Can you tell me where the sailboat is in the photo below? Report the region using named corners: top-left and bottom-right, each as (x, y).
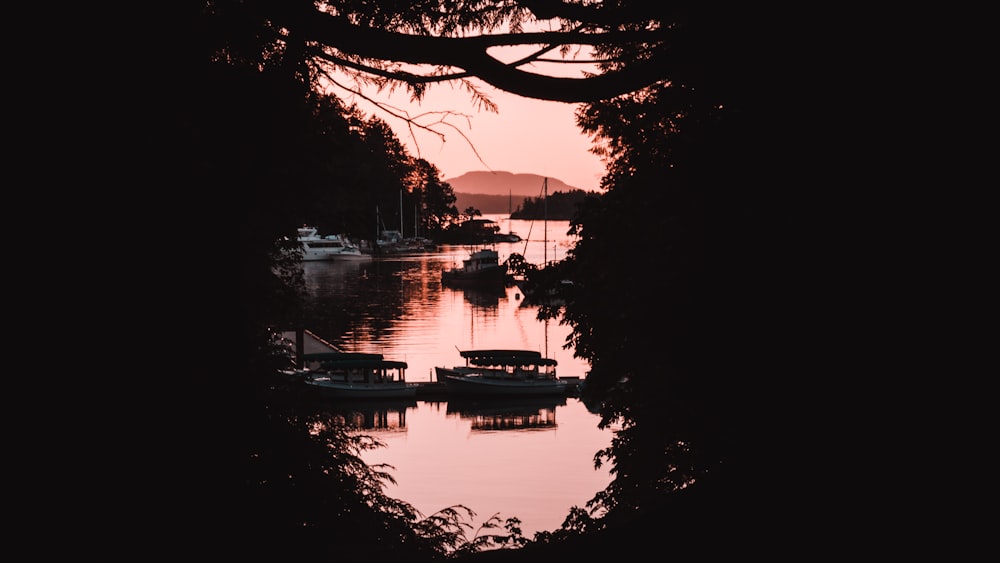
top-left (375, 192), bottom-right (437, 254)
top-left (518, 177), bottom-right (550, 265)
top-left (496, 190), bottom-right (523, 243)
top-left (514, 177), bottom-right (568, 304)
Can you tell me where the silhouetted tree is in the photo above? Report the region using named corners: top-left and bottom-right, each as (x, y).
top-left (124, 2), bottom-right (834, 560)
top-left (408, 159), bottom-right (460, 236)
top-left (510, 6), bottom-right (831, 556)
top-left (511, 189), bottom-right (597, 220)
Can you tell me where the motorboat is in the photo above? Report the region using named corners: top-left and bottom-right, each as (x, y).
top-left (495, 231), bottom-right (522, 243)
top-left (441, 247), bottom-right (508, 287)
top-left (285, 351), bottom-right (419, 399)
top-left (434, 349), bottom-right (570, 396)
top-left (297, 226), bottom-right (368, 261)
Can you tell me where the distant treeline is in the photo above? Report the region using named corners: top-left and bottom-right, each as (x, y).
top-left (454, 189), bottom-right (597, 218)
top-left (511, 189), bottom-right (597, 220)
top-left (453, 193), bottom-right (520, 214)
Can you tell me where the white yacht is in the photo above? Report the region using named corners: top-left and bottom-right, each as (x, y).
top-left (297, 226), bottom-right (368, 261)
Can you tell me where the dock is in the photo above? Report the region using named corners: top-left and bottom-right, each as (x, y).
top-left (280, 329), bottom-right (577, 398)
top-left (281, 329), bottom-right (343, 356)
top-left (281, 329), bottom-right (448, 397)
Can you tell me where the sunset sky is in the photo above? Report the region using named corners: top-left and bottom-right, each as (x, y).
top-left (324, 42), bottom-right (609, 192)
top-left (332, 82), bottom-right (607, 192)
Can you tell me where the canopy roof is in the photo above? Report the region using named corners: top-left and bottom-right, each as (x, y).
top-left (460, 349), bottom-right (557, 367)
top-left (302, 351), bottom-right (406, 369)
top-left (319, 359), bottom-right (408, 370)
top-left (469, 357), bottom-right (557, 367)
top-left (303, 352), bottom-right (383, 362)
top-left (460, 349), bottom-right (541, 359)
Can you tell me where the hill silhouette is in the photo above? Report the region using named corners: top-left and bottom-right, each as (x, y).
top-left (445, 171), bottom-right (594, 214)
top-left (444, 171), bottom-right (583, 196)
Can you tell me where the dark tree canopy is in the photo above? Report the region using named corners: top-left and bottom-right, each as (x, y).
top-left (109, 2), bottom-right (845, 560)
top-left (211, 0), bottom-right (678, 102)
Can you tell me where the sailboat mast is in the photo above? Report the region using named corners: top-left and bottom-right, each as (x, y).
top-left (506, 189), bottom-right (512, 240)
top-left (543, 177), bottom-right (548, 266)
top-left (399, 190), bottom-right (404, 235)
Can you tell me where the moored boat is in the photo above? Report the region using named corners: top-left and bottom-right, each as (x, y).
top-left (287, 351), bottom-right (419, 399)
top-left (297, 226), bottom-right (368, 261)
top-left (495, 231), bottom-right (522, 243)
top-left (434, 349), bottom-right (570, 396)
top-left (441, 246), bottom-right (508, 287)
top-left (375, 229), bottom-right (437, 255)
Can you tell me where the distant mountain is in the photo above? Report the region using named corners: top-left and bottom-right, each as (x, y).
top-left (444, 171), bottom-right (582, 197)
top-left (445, 171), bottom-right (591, 214)
top-left (452, 193), bottom-right (519, 215)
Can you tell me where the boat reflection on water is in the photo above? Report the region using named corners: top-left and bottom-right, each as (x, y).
top-left (445, 395), bottom-right (567, 431)
top-left (445, 284), bottom-right (507, 309)
top-left (318, 398), bottom-right (418, 432)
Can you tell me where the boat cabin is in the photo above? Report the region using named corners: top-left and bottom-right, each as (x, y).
top-left (302, 352), bottom-right (409, 384)
top-left (458, 349), bottom-right (558, 380)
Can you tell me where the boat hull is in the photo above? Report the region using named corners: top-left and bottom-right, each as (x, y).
top-left (298, 228), bottom-right (369, 261)
top-left (441, 247), bottom-right (507, 287)
top-left (438, 371), bottom-right (569, 397)
top-left (304, 379), bottom-right (419, 399)
top-left (301, 248), bottom-right (370, 261)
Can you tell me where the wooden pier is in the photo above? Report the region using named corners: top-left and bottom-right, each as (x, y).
top-left (281, 329), bottom-right (448, 397)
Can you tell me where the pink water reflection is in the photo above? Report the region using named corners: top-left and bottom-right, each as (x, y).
top-left (359, 399), bottom-right (613, 538)
top-left (326, 217), bottom-right (591, 385)
top-left (303, 217), bottom-right (614, 538)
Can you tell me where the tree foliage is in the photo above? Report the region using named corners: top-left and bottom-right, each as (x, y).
top-left (129, 1), bottom-right (826, 559)
top-left (511, 6), bottom-right (825, 554)
top-left (510, 189), bottom-right (597, 220)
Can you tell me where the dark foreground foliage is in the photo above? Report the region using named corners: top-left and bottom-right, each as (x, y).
top-left (99, 2), bottom-right (858, 560)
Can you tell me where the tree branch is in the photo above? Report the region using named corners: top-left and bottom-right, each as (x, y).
top-left (321, 70), bottom-right (498, 172)
top-left (296, 12), bottom-right (671, 103)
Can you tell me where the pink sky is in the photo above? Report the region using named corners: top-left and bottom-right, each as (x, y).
top-left (336, 83), bottom-right (606, 191)
top-left (324, 43), bottom-right (608, 192)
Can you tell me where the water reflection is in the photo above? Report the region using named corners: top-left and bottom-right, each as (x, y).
top-left (317, 398), bottom-right (417, 432)
top-left (302, 258), bottom-right (590, 384)
top-left (303, 258), bottom-right (445, 343)
top-left (298, 217), bottom-right (613, 537)
top-left (446, 396), bottom-right (566, 431)
top-left (454, 285), bottom-right (507, 309)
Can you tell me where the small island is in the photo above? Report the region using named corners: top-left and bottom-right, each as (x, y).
top-left (510, 189), bottom-right (598, 221)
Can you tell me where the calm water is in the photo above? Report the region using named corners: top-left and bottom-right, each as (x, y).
top-left (299, 215), bottom-right (614, 537)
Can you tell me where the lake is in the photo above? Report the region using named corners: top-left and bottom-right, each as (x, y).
top-left (298, 215), bottom-right (615, 537)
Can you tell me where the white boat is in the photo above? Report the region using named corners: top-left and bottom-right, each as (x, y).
top-left (497, 190), bottom-right (522, 242)
top-left (297, 226), bottom-right (368, 261)
top-left (441, 246), bottom-right (508, 287)
top-left (495, 232), bottom-right (522, 243)
top-left (289, 352), bottom-right (419, 399)
top-left (435, 349), bottom-right (570, 396)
